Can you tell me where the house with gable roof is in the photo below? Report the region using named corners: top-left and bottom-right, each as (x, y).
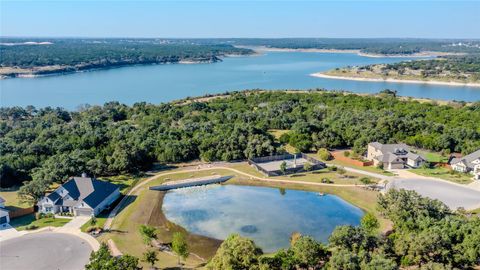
top-left (367, 142), bottom-right (426, 170)
top-left (450, 149), bottom-right (480, 180)
top-left (37, 173), bottom-right (120, 216)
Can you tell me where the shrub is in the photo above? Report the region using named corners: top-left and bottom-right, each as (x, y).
top-left (343, 151), bottom-right (351, 157)
top-left (317, 148), bottom-right (332, 161)
top-left (26, 225), bottom-right (39, 230)
top-left (35, 212), bottom-right (42, 220)
top-left (86, 226), bottom-right (101, 233)
top-left (328, 166), bottom-right (337, 172)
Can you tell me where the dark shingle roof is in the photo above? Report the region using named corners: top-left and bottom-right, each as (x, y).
top-left (50, 177), bottom-right (119, 209)
top-left (82, 180), bottom-right (119, 208)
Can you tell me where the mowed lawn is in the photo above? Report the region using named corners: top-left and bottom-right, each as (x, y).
top-left (102, 166), bottom-right (386, 269)
top-left (10, 214), bottom-right (71, 231)
top-left (409, 167), bottom-right (473, 184)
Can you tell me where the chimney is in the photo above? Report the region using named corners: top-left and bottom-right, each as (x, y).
top-left (81, 172), bottom-right (88, 178)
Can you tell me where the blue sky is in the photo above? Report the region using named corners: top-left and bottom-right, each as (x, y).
top-left (1, 1), bottom-right (479, 38)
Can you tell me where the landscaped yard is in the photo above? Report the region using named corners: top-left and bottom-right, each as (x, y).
top-left (9, 214), bottom-right (71, 231)
top-left (412, 148), bottom-right (449, 163)
top-left (409, 167), bottom-right (473, 184)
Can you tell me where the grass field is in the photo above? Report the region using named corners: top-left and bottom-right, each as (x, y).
top-left (409, 167), bottom-right (473, 184)
top-left (0, 187), bottom-right (30, 208)
top-left (102, 166), bottom-right (387, 269)
top-left (10, 214), bottom-right (71, 231)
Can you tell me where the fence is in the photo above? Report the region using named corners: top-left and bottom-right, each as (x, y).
top-left (8, 207), bottom-right (34, 219)
top-left (249, 153), bottom-right (325, 176)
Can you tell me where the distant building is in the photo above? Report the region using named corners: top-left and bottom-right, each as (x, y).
top-left (37, 174), bottom-right (120, 217)
top-left (367, 142), bottom-right (426, 170)
top-left (0, 196), bottom-right (10, 226)
top-left (450, 149), bottom-right (480, 180)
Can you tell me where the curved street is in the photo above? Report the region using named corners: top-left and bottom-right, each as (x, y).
top-left (0, 232), bottom-right (92, 270)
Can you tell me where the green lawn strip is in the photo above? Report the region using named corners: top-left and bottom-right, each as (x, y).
top-left (10, 214), bottom-right (71, 231)
top-left (80, 213), bottom-right (109, 232)
top-left (409, 167), bottom-right (473, 184)
top-left (103, 174), bottom-right (145, 194)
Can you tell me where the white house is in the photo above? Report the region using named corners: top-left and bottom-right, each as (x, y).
top-left (450, 149), bottom-right (480, 180)
top-left (0, 196), bottom-right (10, 226)
top-left (367, 142), bottom-right (426, 170)
top-left (37, 174), bottom-right (121, 217)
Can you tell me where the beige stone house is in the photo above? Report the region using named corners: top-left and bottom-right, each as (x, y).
top-left (367, 142), bottom-right (425, 170)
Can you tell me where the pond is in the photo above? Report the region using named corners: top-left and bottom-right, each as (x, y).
top-left (162, 184), bottom-right (364, 252)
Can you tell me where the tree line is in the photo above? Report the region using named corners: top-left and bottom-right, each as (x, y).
top-left (1, 91), bottom-right (479, 191)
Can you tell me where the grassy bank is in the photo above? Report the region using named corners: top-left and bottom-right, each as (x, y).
top-left (101, 166), bottom-right (387, 269)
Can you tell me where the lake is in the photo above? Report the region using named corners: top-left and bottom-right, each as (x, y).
top-left (162, 185), bottom-right (363, 252)
top-left (1, 51), bottom-right (479, 109)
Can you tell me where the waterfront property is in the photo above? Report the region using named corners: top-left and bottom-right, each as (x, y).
top-left (0, 196), bottom-right (10, 226)
top-left (249, 153), bottom-right (325, 176)
top-left (367, 142), bottom-right (426, 169)
top-left (450, 149), bottom-right (480, 180)
top-left (37, 174), bottom-right (120, 216)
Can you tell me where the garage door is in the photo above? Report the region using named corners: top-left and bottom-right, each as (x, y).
top-left (0, 216), bottom-right (7, 224)
top-left (75, 209), bottom-right (93, 216)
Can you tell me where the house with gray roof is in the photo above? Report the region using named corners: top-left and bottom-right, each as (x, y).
top-left (367, 142), bottom-right (426, 170)
top-left (37, 174), bottom-right (120, 216)
top-left (450, 149), bottom-right (480, 180)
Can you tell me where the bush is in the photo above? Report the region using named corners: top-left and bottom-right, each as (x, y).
top-left (328, 166), bottom-right (337, 172)
top-left (86, 226), bottom-right (102, 233)
top-left (317, 148), bottom-right (332, 161)
top-left (35, 212), bottom-right (42, 220)
top-left (343, 151), bottom-right (351, 157)
top-left (26, 224), bottom-right (39, 230)
top-left (321, 178), bottom-right (333, 184)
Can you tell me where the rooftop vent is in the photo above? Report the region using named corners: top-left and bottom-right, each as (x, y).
top-left (81, 172), bottom-right (88, 178)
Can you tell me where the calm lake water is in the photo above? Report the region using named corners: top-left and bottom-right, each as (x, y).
top-left (162, 185), bottom-right (363, 252)
top-left (1, 51), bottom-right (479, 109)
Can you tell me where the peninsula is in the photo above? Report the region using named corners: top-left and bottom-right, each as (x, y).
top-left (312, 55), bottom-right (480, 87)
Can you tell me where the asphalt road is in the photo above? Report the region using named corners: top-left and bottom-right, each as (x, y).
top-left (387, 178), bottom-right (480, 210)
top-left (0, 232), bottom-right (92, 270)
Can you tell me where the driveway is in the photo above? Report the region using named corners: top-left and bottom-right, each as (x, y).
top-left (387, 178), bottom-right (480, 210)
top-left (0, 232), bottom-right (92, 270)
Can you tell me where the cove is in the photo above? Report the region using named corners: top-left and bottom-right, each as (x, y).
top-left (162, 184), bottom-right (363, 252)
top-left (1, 51), bottom-right (479, 109)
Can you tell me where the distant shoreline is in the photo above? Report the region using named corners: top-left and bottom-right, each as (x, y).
top-left (310, 72), bottom-right (480, 88)
top-left (238, 46), bottom-right (457, 58)
top-left (0, 58), bottom-right (221, 80)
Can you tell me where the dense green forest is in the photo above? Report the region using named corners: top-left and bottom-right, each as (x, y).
top-left (383, 55), bottom-right (480, 80)
top-left (226, 38), bottom-right (480, 55)
top-left (206, 189), bottom-right (480, 270)
top-left (0, 38), bottom-right (252, 77)
top-left (1, 91), bottom-right (479, 189)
